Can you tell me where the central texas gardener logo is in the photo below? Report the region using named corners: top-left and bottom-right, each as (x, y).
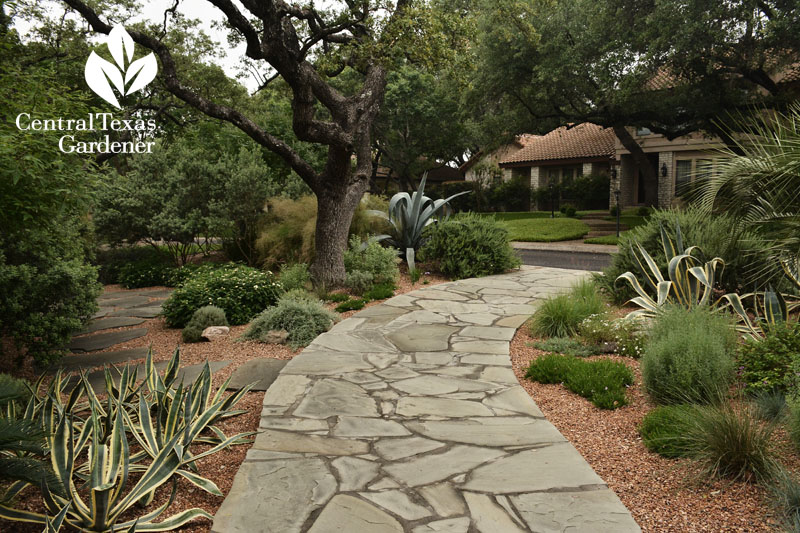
top-left (85, 25), bottom-right (157, 109)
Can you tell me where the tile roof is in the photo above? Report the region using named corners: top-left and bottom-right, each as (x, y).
top-left (499, 123), bottom-right (615, 165)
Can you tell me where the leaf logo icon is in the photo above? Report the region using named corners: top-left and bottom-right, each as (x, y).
top-left (84, 25), bottom-right (158, 109)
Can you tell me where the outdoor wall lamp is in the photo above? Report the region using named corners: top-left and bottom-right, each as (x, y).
top-left (660, 163), bottom-right (668, 177)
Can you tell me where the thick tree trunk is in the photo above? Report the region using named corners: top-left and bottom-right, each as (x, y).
top-left (613, 125), bottom-right (658, 206)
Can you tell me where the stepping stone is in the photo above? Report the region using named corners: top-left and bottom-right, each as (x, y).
top-left (308, 495), bottom-right (403, 533)
top-left (92, 308), bottom-right (113, 319)
top-left (52, 347), bottom-right (150, 372)
top-left (386, 324), bottom-right (459, 352)
top-left (109, 306), bottom-right (162, 318)
top-left (96, 295), bottom-right (152, 308)
top-left (68, 328), bottom-right (148, 352)
top-left (227, 358), bottom-right (288, 391)
top-left (76, 360), bottom-right (229, 393)
top-left (79, 316), bottom-right (145, 334)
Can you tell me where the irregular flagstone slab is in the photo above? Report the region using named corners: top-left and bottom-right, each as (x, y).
top-left (253, 429), bottom-right (369, 455)
top-left (462, 444), bottom-right (605, 493)
top-left (212, 458), bottom-right (336, 533)
top-left (383, 445), bottom-right (505, 487)
top-left (407, 418), bottom-right (565, 446)
top-left (282, 351), bottom-right (373, 375)
top-left (259, 417), bottom-right (329, 432)
top-left (450, 340), bottom-right (509, 355)
top-left (96, 294), bottom-right (152, 308)
top-left (510, 490), bottom-right (641, 532)
top-left (79, 316), bottom-right (145, 334)
top-left (412, 517), bottom-right (471, 533)
top-left (309, 332), bottom-right (396, 353)
top-left (453, 312), bottom-right (497, 325)
top-left (374, 436), bottom-right (446, 461)
top-left (414, 289), bottom-right (469, 301)
top-left (459, 326), bottom-right (516, 341)
top-left (395, 397), bottom-right (494, 417)
top-left (460, 353), bottom-right (511, 366)
top-left (226, 358), bottom-right (287, 391)
top-left (175, 361), bottom-right (229, 384)
top-left (307, 495), bottom-right (403, 533)
top-left (483, 386), bottom-right (545, 417)
top-left (262, 375), bottom-right (311, 407)
top-left (388, 310), bottom-right (449, 326)
top-left (418, 300), bottom-right (490, 314)
top-left (332, 416), bottom-right (410, 437)
top-left (418, 483), bottom-right (467, 517)
top-left (392, 375), bottom-right (496, 395)
top-left (294, 379), bottom-right (378, 419)
top-left (92, 308), bottom-right (112, 319)
top-left (415, 351), bottom-right (457, 365)
top-left (109, 306), bottom-right (162, 318)
top-left (53, 347), bottom-right (149, 372)
top-left (386, 324), bottom-right (459, 352)
top-left (332, 457), bottom-right (381, 491)
top-left (463, 492), bottom-right (527, 533)
top-left (479, 366), bottom-right (518, 384)
top-left (68, 328), bottom-right (148, 352)
top-left (494, 314), bottom-right (530, 328)
top-left (360, 489), bottom-right (432, 520)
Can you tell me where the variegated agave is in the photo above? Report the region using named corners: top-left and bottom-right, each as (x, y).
top-left (369, 173), bottom-right (470, 271)
top-left (0, 348), bottom-right (254, 532)
top-left (616, 223), bottom-right (724, 319)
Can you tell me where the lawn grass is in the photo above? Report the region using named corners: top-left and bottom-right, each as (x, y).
top-left (603, 214), bottom-right (648, 229)
top-left (500, 217), bottom-right (590, 241)
top-left (485, 211), bottom-right (564, 221)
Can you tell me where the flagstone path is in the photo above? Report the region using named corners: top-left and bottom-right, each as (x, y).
top-left (213, 266), bottom-right (640, 533)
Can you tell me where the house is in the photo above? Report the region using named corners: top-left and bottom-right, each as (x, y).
top-left (496, 123), bottom-right (615, 189)
top-left (459, 134), bottom-right (538, 183)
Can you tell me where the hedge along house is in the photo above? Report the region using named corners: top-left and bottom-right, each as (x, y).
top-left (496, 123), bottom-right (615, 209)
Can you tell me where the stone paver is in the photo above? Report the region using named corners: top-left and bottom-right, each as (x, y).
top-left (226, 358), bottom-right (288, 391)
top-left (212, 267), bottom-right (640, 533)
top-left (78, 316), bottom-right (146, 334)
top-left (52, 347), bottom-right (150, 372)
top-left (68, 328), bottom-right (148, 352)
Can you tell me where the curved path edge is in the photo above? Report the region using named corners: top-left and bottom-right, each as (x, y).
top-left (213, 266), bottom-right (641, 533)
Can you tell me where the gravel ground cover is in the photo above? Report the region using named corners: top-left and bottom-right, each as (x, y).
top-left (510, 324), bottom-right (799, 532)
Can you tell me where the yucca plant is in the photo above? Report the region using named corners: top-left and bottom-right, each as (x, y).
top-left (616, 223), bottom-right (724, 319)
top-left (369, 173), bottom-right (469, 271)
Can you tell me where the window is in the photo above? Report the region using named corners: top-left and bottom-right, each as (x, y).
top-left (674, 157), bottom-right (723, 196)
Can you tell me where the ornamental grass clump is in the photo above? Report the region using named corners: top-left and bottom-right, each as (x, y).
top-left (182, 305), bottom-right (228, 343)
top-left (243, 298), bottom-right (337, 348)
top-left (162, 264), bottom-right (281, 327)
top-left (641, 306), bottom-right (736, 405)
top-left (638, 405), bottom-right (694, 458)
top-left (529, 279), bottom-right (605, 338)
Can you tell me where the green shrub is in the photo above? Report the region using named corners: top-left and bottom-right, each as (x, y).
top-left (789, 399), bottom-right (800, 450)
top-left (95, 246), bottom-right (170, 285)
top-left (596, 207), bottom-right (777, 304)
top-left (752, 389), bottom-right (787, 422)
top-left (524, 353), bottom-right (578, 384)
top-left (279, 288), bottom-right (319, 304)
top-left (738, 322), bottom-right (800, 394)
top-left (242, 298), bottom-right (337, 348)
top-left (363, 282), bottom-right (395, 301)
top-left (641, 306), bottom-right (736, 405)
top-left (638, 405), bottom-right (694, 458)
top-left (525, 354), bottom-right (633, 409)
top-left (529, 279), bottom-right (605, 338)
top-left (533, 337), bottom-right (599, 357)
top-left (636, 206), bottom-right (650, 217)
top-left (323, 292), bottom-right (350, 303)
top-left (681, 403), bottom-right (779, 483)
top-left (0, 374), bottom-right (31, 405)
top-left (344, 270), bottom-right (374, 296)
top-left (609, 205), bottom-right (619, 217)
top-left (343, 237), bottom-right (399, 286)
top-left (162, 264), bottom-right (281, 327)
top-left (771, 470), bottom-right (800, 531)
top-left (0, 221), bottom-right (101, 365)
top-left (119, 259), bottom-right (176, 289)
top-left (564, 206), bottom-right (577, 217)
top-left (335, 298), bottom-right (367, 312)
top-left (279, 263), bottom-right (311, 292)
top-left (420, 213), bottom-right (520, 279)
top-left (182, 305), bottom-right (229, 343)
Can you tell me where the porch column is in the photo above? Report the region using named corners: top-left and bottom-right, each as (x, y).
top-left (657, 152), bottom-right (674, 208)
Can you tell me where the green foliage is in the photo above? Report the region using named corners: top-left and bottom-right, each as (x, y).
top-left (597, 207), bottom-right (775, 304)
top-left (243, 298), bottom-right (336, 348)
top-left (638, 406), bottom-right (694, 458)
top-left (533, 337), bottom-right (599, 358)
top-left (344, 270), bottom-right (375, 296)
top-left (372, 174), bottom-right (469, 271)
top-left (770, 470), bottom-right (800, 533)
top-left (498, 216), bottom-right (590, 242)
top-left (737, 322), bottom-right (800, 393)
top-left (637, 207), bottom-right (651, 217)
top-left (529, 280), bottom-right (605, 338)
top-left (525, 354), bottom-right (634, 409)
top-left (119, 258), bottom-right (176, 289)
top-left (95, 247), bottom-right (171, 285)
top-left (323, 292), bottom-right (350, 303)
top-left (420, 213), bottom-right (520, 279)
top-left (564, 206), bottom-right (577, 217)
top-left (182, 306), bottom-right (229, 343)
top-left (335, 298), bottom-right (367, 312)
top-left (0, 348), bottom-right (252, 530)
top-left (256, 196), bottom-right (318, 269)
top-left (279, 263), bottom-right (311, 292)
top-left (641, 306), bottom-right (737, 405)
top-left (584, 234), bottom-right (622, 245)
top-left (486, 175), bottom-right (531, 212)
top-left (162, 264), bottom-right (281, 327)
top-left (343, 237), bottom-right (400, 287)
top-left (363, 282), bottom-right (395, 301)
top-left (680, 403), bottom-right (779, 483)
top-left (752, 389), bottom-right (787, 422)
top-left (279, 289), bottom-right (319, 304)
